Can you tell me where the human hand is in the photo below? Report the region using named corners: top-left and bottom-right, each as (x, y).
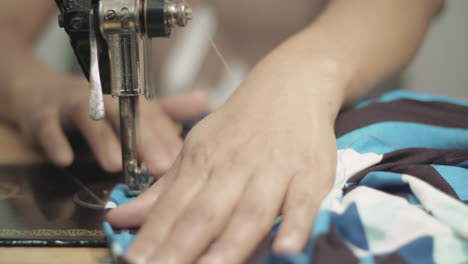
top-left (107, 66), bottom-right (339, 263)
top-left (10, 66), bottom-right (208, 175)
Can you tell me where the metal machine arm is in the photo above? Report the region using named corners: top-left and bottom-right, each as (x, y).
top-left (55, 0), bottom-right (192, 195)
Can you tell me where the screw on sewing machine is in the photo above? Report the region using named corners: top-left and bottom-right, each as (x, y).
top-left (166, 2), bottom-right (192, 27)
top-left (70, 16), bottom-right (84, 29)
top-left (104, 10), bottom-right (117, 20)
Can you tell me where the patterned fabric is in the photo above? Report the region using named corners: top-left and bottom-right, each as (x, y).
top-left (104, 184), bottom-right (136, 261)
top-left (105, 91), bottom-right (468, 263)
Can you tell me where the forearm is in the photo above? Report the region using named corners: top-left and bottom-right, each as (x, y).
top-left (315, 0), bottom-right (444, 102)
top-left (0, 1), bottom-right (56, 122)
top-left (236, 0), bottom-right (444, 126)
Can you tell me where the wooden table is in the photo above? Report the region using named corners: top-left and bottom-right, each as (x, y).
top-left (0, 247), bottom-right (110, 264)
top-left (0, 124), bottom-right (110, 264)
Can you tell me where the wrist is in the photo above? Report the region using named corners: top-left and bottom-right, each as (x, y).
top-left (234, 51), bottom-right (350, 127)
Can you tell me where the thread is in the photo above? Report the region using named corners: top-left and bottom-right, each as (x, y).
top-left (181, 0), bottom-right (233, 77)
top-left (61, 169), bottom-right (106, 208)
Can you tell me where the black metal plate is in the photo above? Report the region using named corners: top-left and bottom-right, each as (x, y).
top-left (0, 161), bottom-right (122, 247)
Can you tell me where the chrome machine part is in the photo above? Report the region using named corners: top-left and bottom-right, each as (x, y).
top-left (144, 37), bottom-right (155, 100)
top-left (88, 9), bottom-right (106, 120)
top-left (118, 96), bottom-right (138, 190)
top-left (99, 0), bottom-right (145, 97)
top-left (95, 0), bottom-right (192, 195)
top-left (165, 1), bottom-right (192, 28)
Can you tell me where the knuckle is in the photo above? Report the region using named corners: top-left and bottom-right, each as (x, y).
top-left (216, 240), bottom-right (243, 253)
top-left (291, 191), bottom-right (315, 209)
top-left (33, 111), bottom-right (61, 147)
top-left (69, 100), bottom-right (87, 118)
top-left (298, 154), bottom-right (320, 170)
top-left (239, 204), bottom-right (269, 227)
top-left (230, 149), bottom-right (251, 167)
top-left (296, 154), bottom-right (334, 179)
top-left (184, 203), bottom-right (217, 225)
top-left (186, 140), bottom-right (214, 166)
top-left (37, 112), bottom-right (55, 135)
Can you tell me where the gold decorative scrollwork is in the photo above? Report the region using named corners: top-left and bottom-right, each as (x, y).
top-left (0, 229), bottom-right (105, 237)
top-left (0, 183), bottom-right (20, 200)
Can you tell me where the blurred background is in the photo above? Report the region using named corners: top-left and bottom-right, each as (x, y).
top-left (403, 0), bottom-right (468, 97)
top-left (35, 1), bottom-right (468, 104)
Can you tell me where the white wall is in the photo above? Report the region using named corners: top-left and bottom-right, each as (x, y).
top-left (34, 13), bottom-right (75, 72)
top-left (403, 0), bottom-right (468, 97)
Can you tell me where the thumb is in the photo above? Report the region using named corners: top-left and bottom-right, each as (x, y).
top-left (159, 89), bottom-right (210, 120)
top-left (106, 176), bottom-right (168, 228)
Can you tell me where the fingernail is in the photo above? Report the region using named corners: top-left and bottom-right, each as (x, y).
top-left (126, 254), bottom-right (148, 264)
top-left (127, 247), bottom-right (153, 264)
top-left (274, 235), bottom-right (302, 254)
top-left (198, 253), bottom-right (225, 264)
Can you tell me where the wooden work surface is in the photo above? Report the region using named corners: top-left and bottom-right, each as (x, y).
top-left (0, 123), bottom-right (110, 264)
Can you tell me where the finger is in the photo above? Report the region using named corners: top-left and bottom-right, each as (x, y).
top-left (149, 113), bottom-right (183, 158)
top-left (138, 114), bottom-right (182, 176)
top-left (106, 172), bottom-right (170, 228)
top-left (37, 111), bottom-right (74, 167)
top-left (72, 107), bottom-right (122, 172)
top-left (198, 171), bottom-right (290, 264)
top-left (145, 167), bottom-right (252, 264)
top-left (107, 155), bottom-right (183, 227)
top-left (104, 98), bottom-right (177, 175)
top-left (273, 172), bottom-right (330, 254)
top-left (104, 98), bottom-right (120, 133)
top-left (125, 161), bottom-right (208, 263)
top-left (107, 95), bottom-right (184, 175)
top-left (160, 89), bottom-right (210, 120)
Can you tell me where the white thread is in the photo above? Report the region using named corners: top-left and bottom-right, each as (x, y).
top-left (182, 0), bottom-right (233, 77)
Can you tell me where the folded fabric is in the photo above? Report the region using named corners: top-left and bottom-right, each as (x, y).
top-left (105, 91), bottom-right (468, 264)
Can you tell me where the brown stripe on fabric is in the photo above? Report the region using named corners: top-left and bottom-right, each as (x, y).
top-left (375, 253), bottom-right (408, 264)
top-left (345, 148), bottom-right (467, 199)
top-left (335, 99), bottom-right (468, 138)
top-left (312, 227), bottom-right (359, 264)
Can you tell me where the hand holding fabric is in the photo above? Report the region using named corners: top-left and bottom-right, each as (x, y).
top-left (10, 66), bottom-right (209, 176)
top-left (107, 64), bottom-right (339, 263)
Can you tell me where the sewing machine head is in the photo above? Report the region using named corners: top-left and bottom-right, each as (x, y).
top-left (55, 0), bottom-right (192, 195)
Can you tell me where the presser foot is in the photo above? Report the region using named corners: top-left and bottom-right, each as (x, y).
top-left (126, 162), bottom-right (155, 197)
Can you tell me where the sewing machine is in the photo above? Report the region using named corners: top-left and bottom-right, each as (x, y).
top-left (54, 0), bottom-right (192, 195)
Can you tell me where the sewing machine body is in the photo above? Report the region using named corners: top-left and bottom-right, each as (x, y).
top-left (55, 0), bottom-right (191, 195)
